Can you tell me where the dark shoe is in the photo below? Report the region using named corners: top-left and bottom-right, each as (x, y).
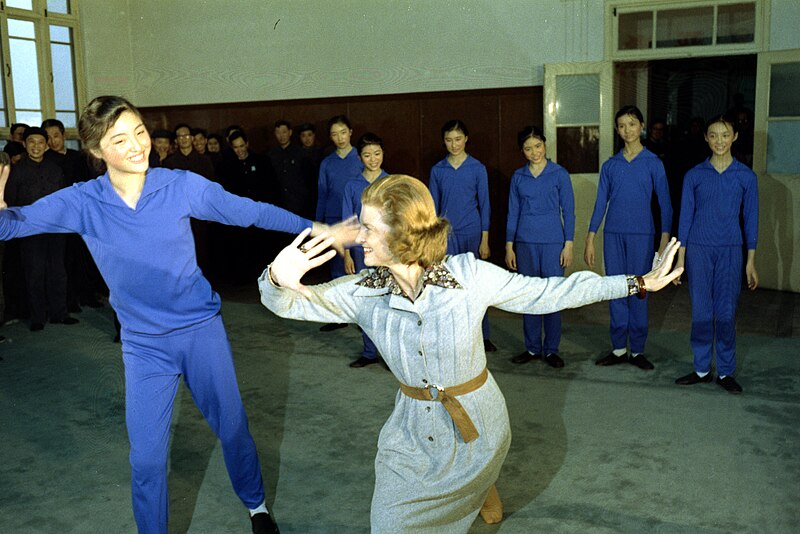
top-left (349, 356), bottom-right (379, 368)
top-left (30, 323), bottom-right (45, 332)
top-left (319, 323), bottom-right (347, 332)
top-left (0, 335), bottom-right (6, 343)
top-left (675, 372), bottom-right (713, 385)
top-left (716, 376), bottom-right (743, 394)
top-left (250, 512), bottom-right (280, 534)
top-left (629, 354), bottom-right (654, 370)
top-left (511, 351), bottom-right (541, 364)
top-left (544, 353), bottom-right (565, 368)
top-left (483, 339), bottom-right (497, 352)
top-left (595, 352), bottom-right (628, 366)
top-left (83, 299), bottom-right (104, 309)
top-left (51, 316), bottom-right (79, 325)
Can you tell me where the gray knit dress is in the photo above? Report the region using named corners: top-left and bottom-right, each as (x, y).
top-left (259, 253), bottom-right (628, 533)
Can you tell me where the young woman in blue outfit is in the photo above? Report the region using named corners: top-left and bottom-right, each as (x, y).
top-left (585, 105), bottom-right (672, 370)
top-left (429, 120), bottom-right (496, 352)
top-left (674, 114), bottom-right (758, 394)
top-left (342, 133), bottom-right (389, 368)
top-left (505, 126), bottom-right (575, 368)
top-left (0, 96), bottom-right (355, 534)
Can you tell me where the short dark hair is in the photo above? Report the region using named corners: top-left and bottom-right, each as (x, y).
top-left (327, 115), bottom-right (351, 132)
top-left (228, 130), bottom-right (248, 144)
top-left (356, 132), bottom-right (384, 154)
top-left (173, 123), bottom-right (192, 135)
top-left (615, 105), bottom-right (644, 124)
top-left (191, 127), bottom-right (208, 137)
top-left (10, 123), bottom-right (28, 134)
top-left (517, 125), bottom-right (546, 150)
top-left (41, 119), bottom-right (66, 133)
top-left (274, 119), bottom-right (291, 130)
top-left (151, 128), bottom-right (174, 141)
top-left (441, 119), bottom-right (469, 138)
top-left (297, 123), bottom-right (315, 134)
top-left (705, 113), bottom-right (738, 134)
top-left (23, 126), bottom-right (48, 141)
top-left (3, 140), bottom-right (25, 157)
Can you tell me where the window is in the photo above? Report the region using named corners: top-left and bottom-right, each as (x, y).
top-left (0, 0), bottom-right (83, 136)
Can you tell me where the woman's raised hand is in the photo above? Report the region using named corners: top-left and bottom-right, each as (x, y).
top-left (641, 237), bottom-right (684, 292)
top-left (311, 215), bottom-right (360, 256)
top-left (270, 228), bottom-right (336, 296)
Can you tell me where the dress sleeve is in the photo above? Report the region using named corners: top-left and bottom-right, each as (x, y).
top-left (258, 267), bottom-right (360, 324)
top-left (0, 186), bottom-right (83, 240)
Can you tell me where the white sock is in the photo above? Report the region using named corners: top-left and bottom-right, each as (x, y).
top-left (696, 370), bottom-right (709, 378)
top-left (249, 502), bottom-right (268, 516)
top-left (631, 352), bottom-right (641, 358)
top-left (612, 348), bottom-right (627, 357)
top-left (718, 374), bottom-right (726, 379)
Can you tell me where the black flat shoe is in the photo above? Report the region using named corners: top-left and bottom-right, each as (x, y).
top-left (251, 512), bottom-right (280, 534)
top-left (629, 354), bottom-right (654, 370)
top-left (716, 376), bottom-right (743, 394)
top-left (511, 351), bottom-right (541, 364)
top-left (483, 339), bottom-right (497, 352)
top-left (320, 323), bottom-right (347, 332)
top-left (595, 352), bottom-right (628, 366)
top-left (544, 353), bottom-right (565, 368)
top-left (349, 356), bottom-right (379, 368)
top-left (675, 372), bottom-right (713, 385)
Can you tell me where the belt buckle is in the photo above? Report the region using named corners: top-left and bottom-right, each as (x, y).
top-left (425, 383), bottom-right (444, 400)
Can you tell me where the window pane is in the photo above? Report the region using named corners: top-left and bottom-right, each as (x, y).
top-left (47, 0), bottom-right (70, 14)
top-left (0, 113), bottom-right (7, 128)
top-left (15, 110), bottom-right (43, 126)
top-left (8, 19), bottom-right (36, 39)
top-left (766, 121), bottom-right (800, 173)
top-left (555, 74), bottom-right (599, 124)
top-left (718, 3), bottom-right (756, 44)
top-left (618, 11), bottom-right (653, 50)
top-left (656, 7), bottom-right (713, 48)
top-left (65, 139), bottom-right (80, 151)
top-left (6, 0), bottom-right (33, 10)
top-left (56, 111), bottom-right (76, 128)
top-left (51, 42), bottom-right (76, 111)
top-left (10, 38), bottom-right (42, 110)
top-left (769, 62), bottom-right (800, 117)
top-left (50, 25), bottom-right (72, 43)
top-left (556, 126), bottom-right (599, 174)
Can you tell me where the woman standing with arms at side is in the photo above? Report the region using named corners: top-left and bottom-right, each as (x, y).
top-left (673, 114), bottom-right (758, 394)
top-left (316, 115), bottom-right (363, 330)
top-left (429, 120), bottom-right (495, 352)
top-left (506, 126), bottom-right (575, 368)
top-left (585, 105), bottom-right (672, 370)
top-left (342, 132), bottom-right (389, 368)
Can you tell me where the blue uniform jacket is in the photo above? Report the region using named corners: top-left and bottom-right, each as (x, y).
top-left (316, 147), bottom-right (363, 223)
top-left (0, 168), bottom-right (311, 335)
top-left (678, 158), bottom-right (758, 249)
top-left (588, 147), bottom-right (672, 235)
top-left (506, 161), bottom-right (575, 244)
top-left (341, 169), bottom-right (390, 221)
top-left (429, 155), bottom-right (490, 235)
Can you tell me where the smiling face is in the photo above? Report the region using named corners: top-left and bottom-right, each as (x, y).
top-left (443, 128), bottom-right (468, 158)
top-left (193, 132), bottom-right (207, 154)
top-left (206, 137), bottom-right (221, 153)
top-left (705, 120), bottom-right (738, 158)
top-left (299, 129), bottom-right (315, 148)
top-left (274, 125), bottom-right (292, 148)
top-left (616, 113), bottom-right (643, 146)
top-left (330, 122), bottom-right (352, 150)
top-left (24, 134), bottom-right (48, 163)
top-left (231, 137), bottom-right (249, 160)
top-left (45, 126), bottom-right (66, 153)
top-left (175, 126), bottom-right (193, 152)
top-left (522, 136), bottom-right (546, 165)
top-left (359, 143), bottom-right (384, 173)
top-left (93, 111), bottom-right (151, 177)
top-left (356, 204), bottom-right (395, 267)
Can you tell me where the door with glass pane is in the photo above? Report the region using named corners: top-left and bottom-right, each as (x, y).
top-left (753, 49), bottom-right (800, 291)
top-left (544, 62), bottom-right (613, 274)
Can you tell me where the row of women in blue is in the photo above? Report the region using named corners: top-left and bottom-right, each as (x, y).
top-left (0, 96), bottom-right (362, 534)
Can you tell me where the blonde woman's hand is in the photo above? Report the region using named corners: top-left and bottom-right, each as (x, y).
top-left (641, 238), bottom-right (684, 292)
top-left (270, 228), bottom-right (336, 297)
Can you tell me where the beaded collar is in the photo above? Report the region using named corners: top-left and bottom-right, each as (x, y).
top-left (356, 263), bottom-right (463, 299)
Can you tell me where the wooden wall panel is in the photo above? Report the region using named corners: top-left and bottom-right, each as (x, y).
top-left (140, 86), bottom-right (544, 262)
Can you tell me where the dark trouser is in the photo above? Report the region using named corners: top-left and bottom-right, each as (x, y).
top-left (20, 234), bottom-right (68, 324)
top-left (516, 242), bottom-right (564, 354)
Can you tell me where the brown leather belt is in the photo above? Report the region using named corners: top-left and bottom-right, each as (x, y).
top-left (398, 367), bottom-right (488, 443)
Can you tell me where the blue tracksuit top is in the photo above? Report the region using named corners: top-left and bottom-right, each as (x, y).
top-left (0, 167), bottom-right (311, 335)
top-left (341, 170), bottom-right (390, 221)
top-left (506, 161), bottom-right (575, 244)
top-left (678, 158), bottom-right (758, 249)
top-left (316, 147), bottom-right (363, 223)
top-left (429, 155), bottom-right (490, 235)
top-left (588, 147), bottom-right (672, 235)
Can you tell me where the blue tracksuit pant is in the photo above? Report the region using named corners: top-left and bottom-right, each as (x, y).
top-left (686, 245), bottom-right (742, 376)
top-left (448, 232), bottom-right (490, 339)
top-left (516, 242), bottom-right (564, 354)
top-left (352, 246), bottom-right (379, 359)
top-left (123, 314), bottom-right (264, 533)
top-left (603, 233), bottom-right (652, 353)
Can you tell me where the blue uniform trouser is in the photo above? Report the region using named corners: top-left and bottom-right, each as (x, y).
top-left (448, 232), bottom-right (490, 340)
top-left (515, 242), bottom-right (564, 354)
top-left (326, 216), bottom-right (346, 279)
top-left (122, 314), bottom-right (265, 534)
top-left (686, 245), bottom-right (742, 377)
top-left (603, 233), bottom-right (652, 354)
top-left (352, 246), bottom-right (379, 359)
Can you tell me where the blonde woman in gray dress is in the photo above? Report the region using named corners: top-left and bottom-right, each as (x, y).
top-left (259, 175), bottom-right (683, 533)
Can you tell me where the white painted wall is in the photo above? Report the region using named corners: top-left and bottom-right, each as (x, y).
top-left (80, 0), bottom-right (604, 106)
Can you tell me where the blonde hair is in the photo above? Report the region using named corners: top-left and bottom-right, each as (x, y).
top-left (361, 175), bottom-right (450, 268)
